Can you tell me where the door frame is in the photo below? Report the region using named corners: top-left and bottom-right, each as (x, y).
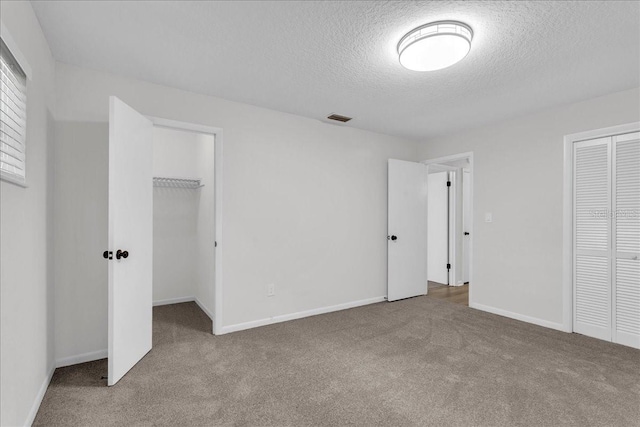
top-left (562, 121), bottom-right (640, 333)
top-left (422, 152), bottom-right (474, 304)
top-left (462, 169), bottom-right (471, 284)
top-left (147, 116), bottom-right (225, 335)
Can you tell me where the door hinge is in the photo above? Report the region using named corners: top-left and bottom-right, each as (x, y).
top-left (446, 263), bottom-right (451, 270)
top-left (446, 181), bottom-right (451, 187)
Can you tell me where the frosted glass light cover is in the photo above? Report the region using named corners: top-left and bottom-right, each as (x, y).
top-left (398, 21), bottom-right (473, 72)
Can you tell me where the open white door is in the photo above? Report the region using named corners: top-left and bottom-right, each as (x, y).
top-left (427, 171), bottom-right (449, 285)
top-left (387, 159), bottom-right (428, 301)
top-left (108, 97), bottom-right (154, 386)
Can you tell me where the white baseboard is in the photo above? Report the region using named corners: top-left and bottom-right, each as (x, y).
top-left (220, 296), bottom-right (386, 335)
top-left (25, 363), bottom-right (55, 426)
top-left (55, 349), bottom-right (108, 369)
top-left (470, 302), bottom-right (568, 332)
top-left (194, 297), bottom-right (214, 322)
top-left (153, 296), bottom-right (195, 306)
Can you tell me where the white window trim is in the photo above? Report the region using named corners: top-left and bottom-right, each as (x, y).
top-left (1, 21), bottom-right (32, 188)
top-left (0, 169), bottom-right (28, 188)
top-left (0, 22), bottom-right (32, 79)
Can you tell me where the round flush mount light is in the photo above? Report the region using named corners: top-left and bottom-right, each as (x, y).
top-left (398, 21), bottom-right (473, 72)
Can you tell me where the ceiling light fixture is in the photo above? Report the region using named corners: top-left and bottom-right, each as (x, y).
top-left (398, 21), bottom-right (473, 72)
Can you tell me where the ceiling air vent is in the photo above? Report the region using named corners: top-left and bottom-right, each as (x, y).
top-left (327, 113), bottom-right (352, 123)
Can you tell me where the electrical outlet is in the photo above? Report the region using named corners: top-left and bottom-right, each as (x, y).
top-left (267, 283), bottom-right (275, 297)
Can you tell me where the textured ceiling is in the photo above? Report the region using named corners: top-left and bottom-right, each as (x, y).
top-left (31, 1), bottom-right (640, 140)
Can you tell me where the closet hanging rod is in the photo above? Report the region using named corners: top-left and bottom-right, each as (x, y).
top-left (153, 177), bottom-right (204, 189)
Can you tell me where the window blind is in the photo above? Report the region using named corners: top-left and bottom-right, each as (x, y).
top-left (0, 37), bottom-right (27, 185)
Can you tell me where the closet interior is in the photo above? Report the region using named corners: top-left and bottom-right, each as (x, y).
top-left (152, 126), bottom-right (215, 324)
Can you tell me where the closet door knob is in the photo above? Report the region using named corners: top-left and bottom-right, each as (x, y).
top-left (103, 251), bottom-right (113, 260)
top-left (116, 250), bottom-right (129, 260)
top-left (387, 235), bottom-right (398, 241)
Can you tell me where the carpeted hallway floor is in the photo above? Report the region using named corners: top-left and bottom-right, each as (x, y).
top-left (34, 298), bottom-right (640, 426)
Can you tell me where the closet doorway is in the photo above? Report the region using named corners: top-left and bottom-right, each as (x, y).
top-left (564, 123), bottom-right (640, 349)
top-left (151, 126), bottom-right (216, 323)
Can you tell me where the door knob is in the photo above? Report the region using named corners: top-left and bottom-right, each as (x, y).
top-left (387, 235), bottom-right (398, 241)
top-left (116, 250), bottom-right (129, 260)
top-left (464, 232), bottom-right (470, 236)
top-left (103, 251), bottom-right (113, 260)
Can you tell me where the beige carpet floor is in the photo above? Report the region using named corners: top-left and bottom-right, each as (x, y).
top-left (34, 298), bottom-right (640, 426)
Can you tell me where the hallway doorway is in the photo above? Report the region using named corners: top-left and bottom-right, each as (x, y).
top-left (426, 281), bottom-right (469, 306)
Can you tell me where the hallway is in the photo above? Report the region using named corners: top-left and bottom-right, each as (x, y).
top-left (426, 281), bottom-right (469, 306)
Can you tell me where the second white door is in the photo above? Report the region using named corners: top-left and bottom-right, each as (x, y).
top-left (387, 159), bottom-right (429, 301)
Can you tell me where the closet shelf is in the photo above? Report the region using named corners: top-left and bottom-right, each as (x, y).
top-left (153, 177), bottom-right (204, 189)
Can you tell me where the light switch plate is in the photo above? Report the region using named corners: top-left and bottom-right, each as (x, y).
top-left (485, 212), bottom-right (493, 223)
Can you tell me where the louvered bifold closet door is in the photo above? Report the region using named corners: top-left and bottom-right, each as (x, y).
top-left (574, 137), bottom-right (612, 341)
top-left (613, 132), bottom-right (640, 348)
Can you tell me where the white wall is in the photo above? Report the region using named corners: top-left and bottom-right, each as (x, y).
top-left (418, 87), bottom-right (640, 329)
top-left (53, 123), bottom-right (108, 364)
top-left (195, 133), bottom-right (216, 317)
top-left (427, 172), bottom-right (448, 284)
top-left (153, 126), bottom-right (201, 177)
top-left (53, 62), bottom-right (419, 360)
top-left (152, 127), bottom-right (200, 303)
top-left (0, 2), bottom-right (56, 426)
